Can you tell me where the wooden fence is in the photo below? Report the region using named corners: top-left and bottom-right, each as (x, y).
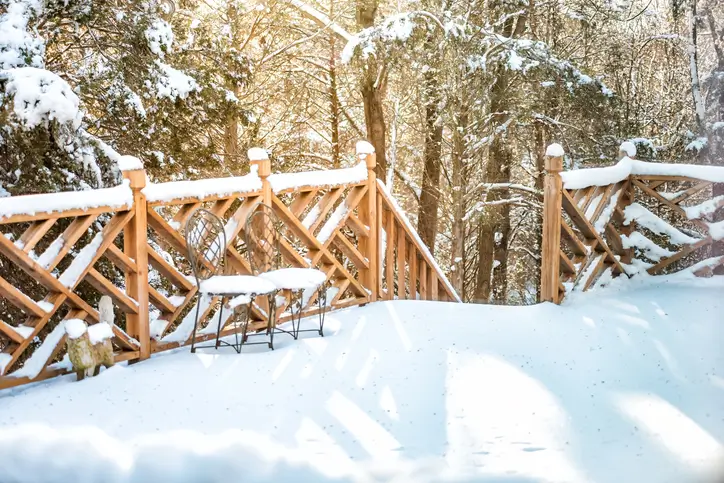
top-left (541, 144), bottom-right (724, 303)
top-left (0, 143), bottom-right (459, 390)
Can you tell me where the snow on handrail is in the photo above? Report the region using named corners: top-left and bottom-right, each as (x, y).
top-left (561, 157), bottom-right (724, 190)
top-left (143, 171), bottom-right (262, 203)
top-left (268, 162), bottom-right (368, 193)
top-left (377, 179), bottom-right (462, 302)
top-left (0, 180), bottom-right (133, 221)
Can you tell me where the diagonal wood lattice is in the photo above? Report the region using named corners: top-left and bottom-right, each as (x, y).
top-left (0, 148), bottom-right (460, 390)
top-left (543, 154), bottom-right (724, 304)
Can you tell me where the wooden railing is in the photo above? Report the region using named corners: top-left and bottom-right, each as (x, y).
top-left (541, 144), bottom-right (724, 303)
top-left (0, 143), bottom-right (459, 390)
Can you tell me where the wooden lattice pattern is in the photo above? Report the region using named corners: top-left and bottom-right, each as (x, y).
top-left (0, 152), bottom-right (459, 390)
top-left (546, 161), bottom-right (724, 303)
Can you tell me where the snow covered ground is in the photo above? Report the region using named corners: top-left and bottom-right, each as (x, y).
top-left (0, 281), bottom-right (723, 483)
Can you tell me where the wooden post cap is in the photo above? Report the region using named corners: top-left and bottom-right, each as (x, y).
top-left (120, 157), bottom-right (147, 190)
top-left (248, 147), bottom-right (271, 178)
top-left (356, 140), bottom-right (376, 169)
top-left (544, 144), bottom-right (564, 172)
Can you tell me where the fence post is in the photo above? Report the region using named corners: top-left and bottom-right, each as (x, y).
top-left (540, 145), bottom-right (564, 303)
top-left (122, 165), bottom-right (150, 360)
top-left (357, 141), bottom-right (378, 302)
top-left (249, 148), bottom-right (272, 206)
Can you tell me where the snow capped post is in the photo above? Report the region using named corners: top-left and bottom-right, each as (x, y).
top-left (357, 140), bottom-right (378, 302)
top-left (248, 148), bottom-right (272, 206)
top-left (121, 157), bottom-right (150, 360)
top-left (540, 144), bottom-right (564, 303)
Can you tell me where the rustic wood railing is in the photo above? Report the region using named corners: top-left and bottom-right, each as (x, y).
top-left (541, 143), bottom-right (724, 303)
top-left (0, 143), bottom-right (459, 390)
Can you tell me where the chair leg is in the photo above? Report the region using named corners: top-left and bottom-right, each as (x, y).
top-left (232, 302), bottom-right (241, 354)
top-left (318, 283), bottom-right (327, 337)
top-left (215, 297), bottom-right (225, 349)
top-left (190, 295), bottom-right (203, 353)
top-left (268, 294), bottom-right (275, 350)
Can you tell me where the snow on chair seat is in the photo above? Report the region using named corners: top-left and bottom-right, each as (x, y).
top-left (199, 275), bottom-right (276, 295)
top-left (245, 204), bottom-right (328, 340)
top-left (259, 268), bottom-right (327, 291)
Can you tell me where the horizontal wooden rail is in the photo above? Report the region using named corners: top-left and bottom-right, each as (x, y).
top-left (0, 142), bottom-right (458, 390)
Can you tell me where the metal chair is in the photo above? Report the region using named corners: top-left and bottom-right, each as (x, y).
top-left (244, 204), bottom-right (328, 340)
top-left (185, 207), bottom-right (275, 353)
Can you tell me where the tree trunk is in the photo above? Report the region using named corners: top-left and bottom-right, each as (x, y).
top-left (417, 46), bottom-right (443, 254)
top-left (357, 0), bottom-right (387, 177)
top-left (474, 13), bottom-right (525, 303)
top-left (451, 105), bottom-right (468, 295)
top-left (329, 0), bottom-right (341, 168)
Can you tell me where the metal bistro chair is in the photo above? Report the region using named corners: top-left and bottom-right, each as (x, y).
top-left (185, 207), bottom-right (276, 353)
top-left (244, 204), bottom-right (328, 340)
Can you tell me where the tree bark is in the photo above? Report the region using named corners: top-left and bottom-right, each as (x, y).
top-left (450, 104), bottom-right (468, 295)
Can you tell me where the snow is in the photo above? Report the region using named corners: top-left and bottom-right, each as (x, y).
top-left (8, 320), bottom-right (66, 379)
top-left (87, 322), bottom-right (114, 344)
top-left (118, 156), bottom-right (143, 171)
top-left (259, 268), bottom-right (327, 291)
top-left (248, 147), bottom-right (269, 161)
top-left (227, 294), bottom-right (252, 309)
top-left (708, 220), bottom-right (724, 241)
top-left (619, 141), bottom-right (637, 157)
top-left (36, 238), bottom-right (63, 269)
top-left (153, 61), bottom-right (200, 100)
top-left (64, 319), bottom-right (87, 339)
top-left (58, 232), bottom-right (104, 288)
top-left (684, 195), bottom-right (724, 220)
top-left (355, 140), bottom-right (375, 155)
top-left (0, 180), bottom-right (133, 220)
top-left (317, 201), bottom-right (350, 243)
top-left (621, 232), bottom-right (674, 262)
top-left (268, 162), bottom-right (367, 193)
top-left (623, 203), bottom-right (700, 245)
top-left (143, 172), bottom-right (262, 203)
top-left (199, 275), bottom-right (276, 295)
top-left (0, 0), bottom-right (45, 70)
top-left (592, 189), bottom-right (621, 233)
top-left (545, 143), bottom-right (565, 157)
top-left (1, 67), bottom-right (83, 130)
top-left (561, 156), bottom-right (724, 190)
top-left (378, 180), bottom-right (461, 302)
top-left (145, 20), bottom-right (174, 58)
top-left (0, 283), bottom-right (723, 482)
top-left (686, 137), bottom-right (708, 152)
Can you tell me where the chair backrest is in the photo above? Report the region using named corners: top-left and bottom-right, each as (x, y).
top-left (244, 204), bottom-right (283, 275)
top-left (185, 208), bottom-right (226, 283)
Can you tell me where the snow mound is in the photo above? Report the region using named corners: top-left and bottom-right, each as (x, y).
top-left (619, 141), bottom-right (637, 157)
top-left (0, 283), bottom-right (722, 482)
top-left (87, 323), bottom-right (114, 344)
top-left (546, 143), bottom-right (565, 157)
top-left (64, 319), bottom-right (87, 340)
top-left (248, 147), bottom-right (269, 161)
top-left (355, 140), bottom-right (375, 155)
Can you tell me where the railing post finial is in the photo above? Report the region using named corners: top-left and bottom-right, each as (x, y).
top-left (248, 148), bottom-right (272, 205)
